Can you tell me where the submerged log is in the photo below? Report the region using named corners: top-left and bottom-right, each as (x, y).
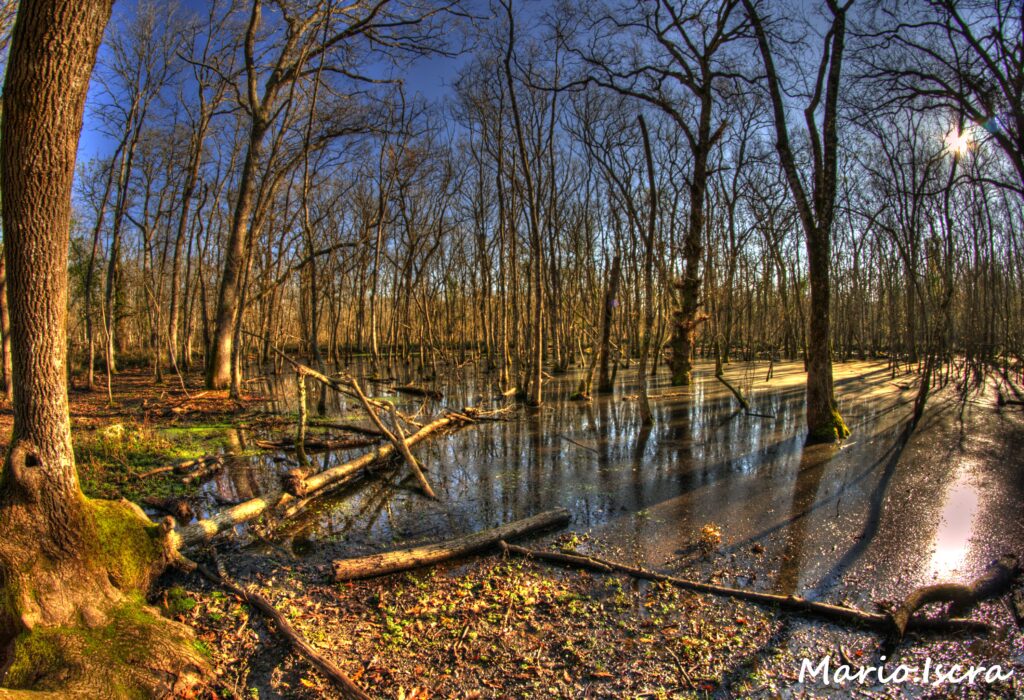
top-left (332, 508), bottom-right (570, 581)
top-left (255, 435), bottom-right (381, 452)
top-left (501, 543), bottom-right (997, 635)
top-left (393, 384), bottom-right (443, 400)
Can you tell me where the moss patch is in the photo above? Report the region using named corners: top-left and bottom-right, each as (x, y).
top-left (89, 499), bottom-right (161, 591)
top-left (74, 420), bottom-right (244, 501)
top-left (808, 405), bottom-right (851, 443)
top-left (4, 595), bottom-right (205, 697)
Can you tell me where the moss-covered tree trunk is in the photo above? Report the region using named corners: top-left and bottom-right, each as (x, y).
top-left (0, 1), bottom-right (206, 694)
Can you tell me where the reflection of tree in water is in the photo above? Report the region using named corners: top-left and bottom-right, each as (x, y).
top-left (775, 442), bottom-right (832, 596)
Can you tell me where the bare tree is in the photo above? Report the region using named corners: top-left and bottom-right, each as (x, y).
top-left (743, 0), bottom-right (852, 441)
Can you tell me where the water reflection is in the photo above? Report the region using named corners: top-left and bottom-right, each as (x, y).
top-left (926, 467), bottom-right (980, 580)
top-left (185, 359), bottom-right (969, 598)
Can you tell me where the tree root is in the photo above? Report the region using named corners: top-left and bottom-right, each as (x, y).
top-left (889, 555), bottom-right (1020, 638)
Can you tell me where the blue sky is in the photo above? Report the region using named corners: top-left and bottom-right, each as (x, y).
top-left (75, 0), bottom-right (508, 166)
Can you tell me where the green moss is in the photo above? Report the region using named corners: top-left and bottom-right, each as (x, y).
top-left (191, 639), bottom-right (212, 659)
top-left (4, 596), bottom-right (199, 697)
top-left (89, 499), bottom-right (161, 591)
top-left (4, 629), bottom-right (63, 687)
top-left (75, 419), bottom-right (247, 501)
top-left (808, 406), bottom-right (851, 442)
top-left (164, 586), bottom-right (199, 616)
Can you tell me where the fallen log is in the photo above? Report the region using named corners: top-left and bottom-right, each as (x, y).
top-left (1012, 589), bottom-right (1024, 630)
top-left (309, 420), bottom-right (385, 437)
top-left (333, 509), bottom-right (570, 581)
top-left (393, 384), bottom-right (443, 400)
top-left (255, 435), bottom-right (381, 452)
top-left (500, 543), bottom-right (996, 635)
top-left (181, 456), bottom-right (224, 485)
top-left (889, 555), bottom-right (1020, 637)
top-left (180, 556), bottom-right (371, 700)
top-left (172, 412), bottom-right (467, 549)
top-left (138, 454), bottom-right (222, 480)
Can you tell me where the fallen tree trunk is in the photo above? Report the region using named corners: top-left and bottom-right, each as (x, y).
top-left (333, 508), bottom-right (570, 581)
top-left (500, 543), bottom-right (996, 635)
top-left (181, 456), bottom-right (225, 485)
top-left (182, 557), bottom-right (371, 700)
top-left (255, 435), bottom-right (381, 452)
top-left (172, 412), bottom-right (469, 549)
top-left (393, 384), bottom-right (443, 400)
top-left (310, 420), bottom-right (385, 437)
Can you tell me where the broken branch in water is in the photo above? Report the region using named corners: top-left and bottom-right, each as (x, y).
top-left (557, 434), bottom-right (599, 454)
top-left (393, 384), bottom-right (443, 400)
top-left (332, 508), bottom-right (570, 581)
top-left (138, 454), bottom-right (223, 482)
top-left (309, 420), bottom-right (385, 437)
top-left (349, 376), bottom-right (437, 500)
top-left (715, 372), bottom-right (751, 412)
top-left (500, 543), bottom-right (1000, 636)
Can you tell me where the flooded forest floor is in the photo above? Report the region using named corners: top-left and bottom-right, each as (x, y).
top-left (5, 359), bottom-right (1022, 698)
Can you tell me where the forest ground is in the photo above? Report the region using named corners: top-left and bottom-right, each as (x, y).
top-left (2, 360), bottom-right (1021, 699)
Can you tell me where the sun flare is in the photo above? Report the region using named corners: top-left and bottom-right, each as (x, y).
top-left (944, 128), bottom-right (972, 157)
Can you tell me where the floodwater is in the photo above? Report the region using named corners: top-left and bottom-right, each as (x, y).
top-left (192, 359), bottom-right (1024, 611)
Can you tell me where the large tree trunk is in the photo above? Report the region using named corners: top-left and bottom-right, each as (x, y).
top-left (668, 108), bottom-right (711, 386)
top-left (805, 227), bottom-right (844, 441)
top-left (0, 2), bottom-right (206, 693)
top-left (596, 253), bottom-right (621, 394)
top-left (0, 0), bottom-right (116, 632)
top-left (206, 127), bottom-right (264, 389)
top-left (744, 0), bottom-right (849, 442)
top-left (0, 256), bottom-right (11, 401)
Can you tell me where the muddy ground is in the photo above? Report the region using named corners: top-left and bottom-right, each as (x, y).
top-left (4, 359), bottom-right (1021, 699)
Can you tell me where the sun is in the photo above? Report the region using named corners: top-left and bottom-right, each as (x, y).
top-left (944, 128), bottom-right (972, 157)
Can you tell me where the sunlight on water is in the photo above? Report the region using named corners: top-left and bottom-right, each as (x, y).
top-left (926, 469), bottom-right (980, 581)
